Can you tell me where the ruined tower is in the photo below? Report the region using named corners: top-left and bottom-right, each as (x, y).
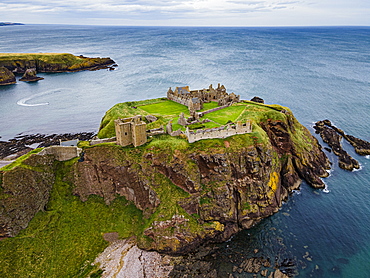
top-left (115, 115), bottom-right (147, 147)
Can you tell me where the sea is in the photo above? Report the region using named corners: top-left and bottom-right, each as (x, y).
top-left (0, 25), bottom-right (369, 277)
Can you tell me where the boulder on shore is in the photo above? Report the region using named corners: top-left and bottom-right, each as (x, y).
top-left (0, 66), bottom-right (16, 85)
top-left (19, 68), bottom-right (44, 82)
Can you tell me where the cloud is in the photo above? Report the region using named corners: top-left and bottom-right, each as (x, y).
top-left (1, 0), bottom-right (369, 25)
top-left (0, 0), bottom-right (299, 15)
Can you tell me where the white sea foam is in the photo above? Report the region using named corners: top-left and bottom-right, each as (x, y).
top-left (326, 168), bottom-right (333, 177)
top-left (353, 164), bottom-right (363, 172)
top-left (323, 187), bottom-right (330, 194)
top-left (365, 155), bottom-right (370, 160)
top-left (16, 88), bottom-right (65, 107)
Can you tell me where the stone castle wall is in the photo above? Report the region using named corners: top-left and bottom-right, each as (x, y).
top-left (185, 121), bottom-right (252, 143)
top-left (38, 146), bottom-right (82, 161)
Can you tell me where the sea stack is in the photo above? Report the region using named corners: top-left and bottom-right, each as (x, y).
top-left (19, 68), bottom-right (44, 82)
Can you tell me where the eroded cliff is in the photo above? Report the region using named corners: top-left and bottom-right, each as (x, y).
top-left (0, 153), bottom-right (55, 238)
top-left (0, 105), bottom-right (330, 258)
top-left (72, 110), bottom-right (330, 254)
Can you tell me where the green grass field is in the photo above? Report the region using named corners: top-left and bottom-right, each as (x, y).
top-left (97, 97), bottom-right (292, 139)
top-left (139, 100), bottom-right (189, 116)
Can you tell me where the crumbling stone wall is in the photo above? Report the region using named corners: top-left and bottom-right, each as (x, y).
top-left (185, 121), bottom-right (252, 143)
top-left (167, 84), bottom-right (240, 111)
top-left (38, 146), bottom-right (82, 161)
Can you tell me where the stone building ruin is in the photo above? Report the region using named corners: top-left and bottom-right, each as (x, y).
top-left (115, 116), bottom-right (147, 147)
top-left (185, 121), bottom-right (252, 143)
top-left (167, 84), bottom-right (240, 112)
top-left (113, 85), bottom-right (250, 148)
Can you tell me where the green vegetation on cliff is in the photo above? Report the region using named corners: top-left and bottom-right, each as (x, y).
top-left (0, 158), bottom-right (145, 278)
top-left (0, 53), bottom-right (115, 73)
top-left (0, 97), bottom-right (330, 277)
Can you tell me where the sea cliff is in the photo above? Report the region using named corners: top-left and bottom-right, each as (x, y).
top-left (0, 99), bottom-right (330, 264)
top-left (0, 99), bottom-right (331, 275)
top-left (74, 112), bottom-right (330, 255)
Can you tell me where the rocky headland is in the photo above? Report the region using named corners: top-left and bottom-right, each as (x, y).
top-left (0, 102), bottom-right (330, 249)
top-left (0, 53), bottom-right (116, 85)
top-left (0, 96), bottom-right (337, 277)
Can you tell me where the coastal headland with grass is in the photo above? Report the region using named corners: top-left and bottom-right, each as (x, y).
top-left (0, 53), bottom-right (116, 85)
top-left (0, 83), bottom-right (335, 277)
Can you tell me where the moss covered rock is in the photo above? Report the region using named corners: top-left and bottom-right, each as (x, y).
top-left (0, 66), bottom-right (16, 85)
top-left (0, 154), bottom-right (55, 237)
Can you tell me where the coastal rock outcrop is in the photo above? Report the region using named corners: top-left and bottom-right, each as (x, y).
top-left (0, 66), bottom-right (16, 85)
top-left (314, 120), bottom-right (370, 170)
top-left (19, 68), bottom-right (44, 82)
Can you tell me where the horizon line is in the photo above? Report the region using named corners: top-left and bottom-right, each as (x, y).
top-left (12, 23), bottom-right (370, 28)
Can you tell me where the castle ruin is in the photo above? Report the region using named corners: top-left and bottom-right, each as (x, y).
top-left (115, 116), bottom-right (147, 147)
top-left (167, 84), bottom-right (240, 113)
top-left (113, 85), bottom-right (249, 147)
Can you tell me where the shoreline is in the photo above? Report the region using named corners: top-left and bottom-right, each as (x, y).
top-left (0, 132), bottom-right (96, 161)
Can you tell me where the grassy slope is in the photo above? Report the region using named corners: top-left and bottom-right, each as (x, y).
top-left (0, 158), bottom-right (145, 278)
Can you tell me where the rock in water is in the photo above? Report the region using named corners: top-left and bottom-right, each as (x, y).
top-left (314, 120), bottom-right (367, 170)
top-left (19, 68), bottom-right (44, 82)
top-left (0, 66), bottom-right (16, 85)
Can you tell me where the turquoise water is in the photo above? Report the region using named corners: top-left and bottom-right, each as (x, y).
top-left (0, 25), bottom-right (369, 277)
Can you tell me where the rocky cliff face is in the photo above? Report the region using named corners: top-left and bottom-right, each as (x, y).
top-left (0, 66), bottom-right (16, 85)
top-left (0, 154), bottom-right (55, 238)
top-left (0, 110), bottom-right (330, 254)
top-left (72, 114), bottom-right (330, 255)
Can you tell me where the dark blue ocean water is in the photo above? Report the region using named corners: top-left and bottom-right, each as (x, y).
top-left (0, 25), bottom-right (369, 277)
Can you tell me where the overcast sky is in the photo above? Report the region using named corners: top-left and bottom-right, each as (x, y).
top-left (1, 0), bottom-right (369, 26)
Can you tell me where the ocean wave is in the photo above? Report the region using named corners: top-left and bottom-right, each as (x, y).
top-left (16, 88), bottom-right (66, 107)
